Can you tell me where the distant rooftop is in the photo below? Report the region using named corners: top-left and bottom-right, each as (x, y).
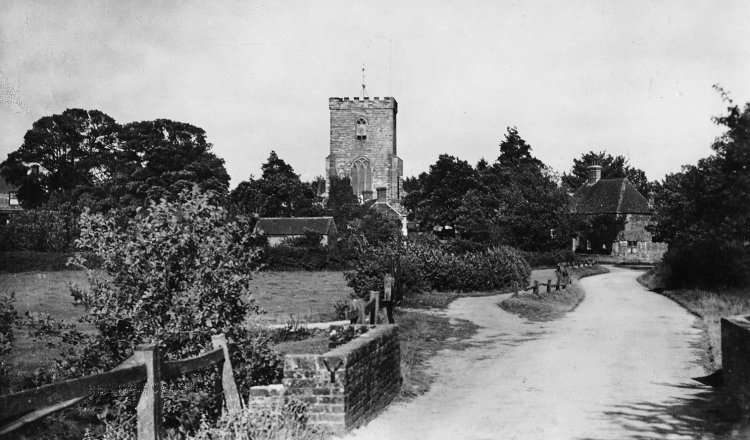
top-left (571, 178), bottom-right (651, 215)
top-left (253, 217), bottom-right (337, 236)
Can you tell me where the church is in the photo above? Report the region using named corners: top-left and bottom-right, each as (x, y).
top-left (323, 96), bottom-right (407, 233)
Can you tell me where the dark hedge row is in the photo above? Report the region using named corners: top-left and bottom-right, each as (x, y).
top-left (344, 238), bottom-right (531, 300)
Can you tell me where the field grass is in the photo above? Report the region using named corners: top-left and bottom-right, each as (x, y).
top-left (637, 270), bottom-right (750, 369)
top-left (248, 271), bottom-right (350, 325)
top-left (500, 266), bottom-right (609, 321)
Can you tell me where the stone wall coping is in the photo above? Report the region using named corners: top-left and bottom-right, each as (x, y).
top-left (324, 325), bottom-right (398, 361)
top-left (722, 315), bottom-right (750, 329)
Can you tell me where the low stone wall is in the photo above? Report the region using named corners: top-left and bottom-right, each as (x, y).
top-left (722, 316), bottom-right (750, 410)
top-left (249, 324), bottom-right (401, 432)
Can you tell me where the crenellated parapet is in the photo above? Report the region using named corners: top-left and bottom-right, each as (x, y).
top-left (329, 97), bottom-right (398, 112)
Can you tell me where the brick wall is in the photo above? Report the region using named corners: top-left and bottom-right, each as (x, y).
top-left (722, 316), bottom-right (750, 411)
top-left (249, 324), bottom-right (401, 432)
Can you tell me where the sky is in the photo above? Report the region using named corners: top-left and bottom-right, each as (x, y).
top-left (1, 0), bottom-right (749, 188)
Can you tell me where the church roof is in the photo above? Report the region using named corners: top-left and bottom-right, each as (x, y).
top-left (571, 178), bottom-right (651, 215)
top-left (254, 217), bottom-right (337, 236)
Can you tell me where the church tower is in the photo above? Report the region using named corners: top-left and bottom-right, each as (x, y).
top-left (325, 97), bottom-right (404, 206)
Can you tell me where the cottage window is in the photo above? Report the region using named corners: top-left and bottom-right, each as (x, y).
top-left (628, 241), bottom-right (638, 254)
top-left (355, 117), bottom-right (367, 140)
top-left (8, 192), bottom-right (18, 206)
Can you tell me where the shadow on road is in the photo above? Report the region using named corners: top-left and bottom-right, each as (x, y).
top-left (579, 383), bottom-right (750, 440)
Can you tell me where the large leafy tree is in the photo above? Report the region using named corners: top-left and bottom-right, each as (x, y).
top-left (0, 109), bottom-right (120, 208)
top-left (562, 151), bottom-right (651, 196)
top-left (1, 111), bottom-right (231, 212)
top-left (229, 151), bottom-right (322, 218)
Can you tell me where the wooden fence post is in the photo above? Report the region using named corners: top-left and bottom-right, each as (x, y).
top-left (533, 280), bottom-right (539, 295)
top-left (135, 344), bottom-right (162, 440)
top-left (555, 278), bottom-right (560, 291)
top-left (211, 334), bottom-right (242, 416)
top-left (512, 281), bottom-right (517, 295)
top-left (546, 279), bottom-right (551, 293)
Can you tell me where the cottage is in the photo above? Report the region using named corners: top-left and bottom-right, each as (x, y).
top-left (570, 165), bottom-right (667, 263)
top-left (253, 217), bottom-right (338, 247)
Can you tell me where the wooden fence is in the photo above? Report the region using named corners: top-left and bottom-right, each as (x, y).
top-left (512, 258), bottom-right (599, 295)
top-left (0, 334), bottom-right (241, 439)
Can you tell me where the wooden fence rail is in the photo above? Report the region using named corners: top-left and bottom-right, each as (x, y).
top-left (511, 258), bottom-right (599, 296)
top-left (0, 334), bottom-right (241, 439)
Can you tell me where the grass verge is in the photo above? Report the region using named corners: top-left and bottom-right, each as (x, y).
top-left (499, 266), bottom-right (609, 321)
top-left (396, 310), bottom-right (478, 400)
top-left (637, 270), bottom-right (750, 370)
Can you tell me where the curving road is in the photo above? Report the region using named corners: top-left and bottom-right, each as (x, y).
top-left (338, 266), bottom-right (710, 440)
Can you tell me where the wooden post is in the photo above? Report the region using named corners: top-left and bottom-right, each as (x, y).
top-left (533, 280), bottom-right (539, 295)
top-left (556, 278), bottom-right (560, 291)
top-left (211, 334), bottom-right (242, 415)
top-left (136, 344), bottom-right (162, 440)
top-left (383, 274), bottom-right (395, 324)
top-left (512, 281), bottom-right (518, 295)
top-left (546, 279), bottom-right (552, 293)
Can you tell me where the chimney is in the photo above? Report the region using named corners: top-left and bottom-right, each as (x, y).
top-left (587, 165), bottom-right (602, 184)
top-left (362, 190), bottom-right (373, 201)
top-left (648, 191), bottom-right (655, 210)
top-left (376, 187), bottom-right (387, 203)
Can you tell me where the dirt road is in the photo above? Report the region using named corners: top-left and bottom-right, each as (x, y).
top-left (338, 266), bottom-right (709, 440)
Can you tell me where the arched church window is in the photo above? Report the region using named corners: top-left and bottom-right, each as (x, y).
top-left (350, 158), bottom-right (372, 199)
top-left (355, 117), bottom-right (367, 140)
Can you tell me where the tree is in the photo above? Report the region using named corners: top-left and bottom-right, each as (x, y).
top-left (229, 151), bottom-right (321, 218)
top-left (0, 109), bottom-right (120, 208)
top-left (562, 151), bottom-right (651, 196)
top-left (649, 87), bottom-right (750, 287)
top-left (114, 119), bottom-right (230, 209)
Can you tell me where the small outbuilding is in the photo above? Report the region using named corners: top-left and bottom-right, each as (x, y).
top-left (253, 217), bottom-right (338, 247)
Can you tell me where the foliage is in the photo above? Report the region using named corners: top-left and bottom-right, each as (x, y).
top-left (0, 110), bottom-right (230, 213)
top-left (87, 400), bottom-right (325, 440)
top-left (27, 187), bottom-right (279, 432)
top-left (229, 151), bottom-right (322, 218)
top-left (575, 214), bottom-right (627, 254)
top-left (561, 150), bottom-right (652, 196)
top-left (0, 210), bottom-right (79, 252)
top-left (344, 236), bottom-right (530, 300)
top-left (0, 292), bottom-right (18, 393)
top-left (521, 249), bottom-right (578, 268)
top-left (650, 87), bottom-right (750, 288)
top-left (0, 109), bottom-right (120, 208)
top-left (328, 325), bottom-right (370, 349)
top-left (402, 128), bottom-right (577, 252)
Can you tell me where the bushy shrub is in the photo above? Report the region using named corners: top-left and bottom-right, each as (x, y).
top-left (34, 187), bottom-right (274, 432)
top-left (0, 210), bottom-right (79, 252)
top-left (662, 241), bottom-right (750, 288)
top-left (345, 237), bottom-right (530, 299)
top-left (521, 249), bottom-right (577, 268)
top-left (262, 230), bottom-right (332, 271)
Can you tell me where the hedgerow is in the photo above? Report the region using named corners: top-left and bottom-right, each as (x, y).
top-left (344, 235), bottom-right (530, 299)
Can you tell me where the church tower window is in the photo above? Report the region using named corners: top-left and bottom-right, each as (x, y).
top-left (350, 157), bottom-right (372, 199)
top-left (355, 117), bottom-right (367, 140)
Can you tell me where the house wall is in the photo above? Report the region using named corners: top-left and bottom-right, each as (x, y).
top-left (326, 97), bottom-right (403, 205)
top-left (267, 235), bottom-right (329, 247)
top-left (610, 214), bottom-right (667, 263)
top-left (249, 325), bottom-right (401, 432)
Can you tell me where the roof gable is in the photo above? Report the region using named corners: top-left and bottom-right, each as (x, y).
top-left (571, 178), bottom-right (651, 214)
top-left (254, 217), bottom-right (337, 236)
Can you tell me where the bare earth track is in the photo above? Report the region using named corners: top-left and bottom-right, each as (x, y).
top-left (338, 266), bottom-right (714, 440)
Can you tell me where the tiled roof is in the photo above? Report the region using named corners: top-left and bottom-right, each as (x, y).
top-left (571, 178), bottom-right (651, 215)
top-left (254, 217), bottom-right (337, 236)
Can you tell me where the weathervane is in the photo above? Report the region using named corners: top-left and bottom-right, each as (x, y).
top-left (361, 64), bottom-right (369, 99)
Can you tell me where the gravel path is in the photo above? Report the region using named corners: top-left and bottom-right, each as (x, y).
top-left (337, 266), bottom-right (708, 440)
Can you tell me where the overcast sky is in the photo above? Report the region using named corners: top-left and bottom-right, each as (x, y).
top-left (1, 0), bottom-right (749, 188)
